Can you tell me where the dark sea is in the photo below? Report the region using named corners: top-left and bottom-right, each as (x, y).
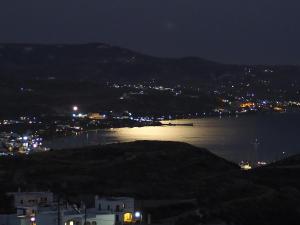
top-left (44, 113), bottom-right (300, 163)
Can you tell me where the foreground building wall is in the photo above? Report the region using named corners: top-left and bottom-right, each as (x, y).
top-left (95, 197), bottom-right (135, 224)
top-left (0, 214), bottom-right (19, 225)
top-left (0, 214), bottom-right (29, 225)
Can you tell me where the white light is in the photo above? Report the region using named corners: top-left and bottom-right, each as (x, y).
top-left (135, 211), bottom-right (141, 218)
top-left (30, 217), bottom-right (36, 222)
top-left (73, 106), bottom-right (78, 111)
top-left (23, 136), bottom-right (28, 141)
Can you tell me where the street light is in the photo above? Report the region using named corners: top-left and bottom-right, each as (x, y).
top-left (134, 212), bottom-right (141, 218)
top-left (134, 211), bottom-right (142, 224)
top-left (30, 217), bottom-right (36, 225)
top-left (73, 106), bottom-right (78, 111)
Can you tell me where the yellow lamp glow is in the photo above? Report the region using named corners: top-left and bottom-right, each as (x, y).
top-left (123, 213), bottom-right (133, 223)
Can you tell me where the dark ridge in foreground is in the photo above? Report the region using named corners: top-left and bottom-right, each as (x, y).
top-left (0, 141), bottom-right (238, 198)
top-left (0, 141), bottom-right (300, 225)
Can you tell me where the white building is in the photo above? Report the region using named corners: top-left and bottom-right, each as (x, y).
top-left (0, 206), bottom-right (115, 225)
top-left (36, 207), bottom-right (115, 225)
top-left (95, 196), bottom-right (141, 224)
top-left (9, 191), bottom-right (54, 208)
top-left (1, 192), bottom-right (116, 225)
top-left (0, 214), bottom-right (21, 225)
top-left (7, 191), bottom-right (54, 217)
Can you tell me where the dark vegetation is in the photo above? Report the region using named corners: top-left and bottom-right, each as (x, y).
top-left (144, 202), bottom-right (198, 221)
top-left (0, 141), bottom-right (299, 224)
top-left (0, 141), bottom-right (238, 198)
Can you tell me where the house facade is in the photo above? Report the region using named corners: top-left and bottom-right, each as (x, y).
top-left (0, 192), bottom-right (140, 225)
top-left (95, 196), bottom-right (141, 224)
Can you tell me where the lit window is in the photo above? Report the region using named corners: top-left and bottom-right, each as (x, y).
top-left (123, 213), bottom-right (133, 223)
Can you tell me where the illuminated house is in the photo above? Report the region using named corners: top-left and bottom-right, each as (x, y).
top-left (2, 191), bottom-right (55, 225)
top-left (9, 191), bottom-right (54, 207)
top-left (0, 203), bottom-right (115, 225)
top-left (35, 207), bottom-right (115, 225)
top-left (94, 196), bottom-right (141, 224)
top-left (8, 191), bottom-right (54, 217)
top-left (1, 192), bottom-right (115, 225)
top-left (0, 207), bottom-right (115, 225)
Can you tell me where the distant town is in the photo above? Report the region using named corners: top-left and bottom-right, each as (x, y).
top-left (2, 72), bottom-right (300, 156)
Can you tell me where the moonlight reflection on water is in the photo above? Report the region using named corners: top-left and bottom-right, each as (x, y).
top-left (45, 114), bottom-right (300, 163)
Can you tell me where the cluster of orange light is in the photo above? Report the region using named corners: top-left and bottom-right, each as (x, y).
top-left (240, 102), bottom-right (255, 108)
top-left (273, 107), bottom-right (284, 112)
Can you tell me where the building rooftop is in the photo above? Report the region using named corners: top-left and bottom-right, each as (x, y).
top-left (96, 196), bottom-right (133, 201)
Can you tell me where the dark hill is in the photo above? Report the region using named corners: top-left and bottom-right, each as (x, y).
top-left (0, 43), bottom-right (235, 82)
top-left (194, 155), bottom-right (300, 225)
top-left (0, 141), bottom-right (238, 199)
top-left (0, 141), bottom-right (300, 225)
top-left (1, 43), bottom-right (300, 85)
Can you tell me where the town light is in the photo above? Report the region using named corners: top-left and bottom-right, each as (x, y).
top-left (134, 211), bottom-right (141, 218)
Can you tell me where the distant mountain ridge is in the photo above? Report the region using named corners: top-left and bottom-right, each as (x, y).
top-left (0, 43), bottom-right (237, 82)
top-left (1, 43), bottom-right (300, 86)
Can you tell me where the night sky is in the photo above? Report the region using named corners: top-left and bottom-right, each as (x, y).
top-left (1, 0), bottom-right (300, 65)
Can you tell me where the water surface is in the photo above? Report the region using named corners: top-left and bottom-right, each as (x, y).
top-left (44, 114), bottom-right (300, 163)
